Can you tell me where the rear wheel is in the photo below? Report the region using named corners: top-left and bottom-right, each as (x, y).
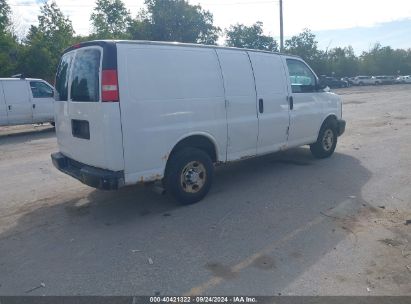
top-left (165, 147), bottom-right (213, 205)
top-left (310, 120), bottom-right (338, 159)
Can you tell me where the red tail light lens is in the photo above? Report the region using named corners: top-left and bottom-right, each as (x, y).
top-left (102, 69), bottom-right (119, 102)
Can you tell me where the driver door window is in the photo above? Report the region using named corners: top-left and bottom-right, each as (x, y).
top-left (30, 81), bottom-right (54, 98)
top-left (286, 59), bottom-right (317, 93)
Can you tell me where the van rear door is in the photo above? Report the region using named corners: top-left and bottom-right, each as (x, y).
top-left (54, 43), bottom-right (124, 171)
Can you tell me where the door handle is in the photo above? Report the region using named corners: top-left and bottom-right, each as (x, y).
top-left (33, 104), bottom-right (36, 109)
top-left (259, 98), bottom-right (264, 113)
top-left (289, 96), bottom-right (294, 110)
top-left (8, 105), bottom-right (11, 111)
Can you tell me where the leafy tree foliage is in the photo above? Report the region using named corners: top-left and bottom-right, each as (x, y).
top-left (129, 0), bottom-right (220, 44)
top-left (285, 29), bottom-right (319, 61)
top-left (33, 2), bottom-right (74, 58)
top-left (0, 0), bottom-right (11, 33)
top-left (0, 0), bottom-right (20, 77)
top-left (323, 46), bottom-right (359, 77)
top-left (284, 28), bottom-right (326, 72)
top-left (225, 22), bottom-right (278, 51)
top-left (0, 33), bottom-right (20, 77)
top-left (1, 0), bottom-right (411, 82)
top-left (22, 1), bottom-right (74, 81)
top-left (90, 0), bottom-right (132, 39)
top-left (360, 43), bottom-right (411, 76)
top-left (283, 30), bottom-right (411, 77)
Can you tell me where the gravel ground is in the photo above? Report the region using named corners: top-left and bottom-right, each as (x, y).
top-left (0, 85), bottom-right (410, 296)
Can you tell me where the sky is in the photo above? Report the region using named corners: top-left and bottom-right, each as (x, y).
top-left (8, 0), bottom-right (411, 53)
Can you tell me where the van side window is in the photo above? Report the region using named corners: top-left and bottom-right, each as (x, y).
top-left (55, 52), bottom-right (73, 101)
top-left (70, 49), bottom-right (101, 102)
top-left (286, 59), bottom-right (316, 93)
top-left (30, 81), bottom-right (53, 98)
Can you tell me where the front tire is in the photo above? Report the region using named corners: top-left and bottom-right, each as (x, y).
top-left (165, 147), bottom-right (214, 205)
top-left (310, 120), bottom-right (338, 159)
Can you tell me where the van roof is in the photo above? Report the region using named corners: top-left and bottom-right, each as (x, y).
top-left (65, 39), bottom-right (302, 59)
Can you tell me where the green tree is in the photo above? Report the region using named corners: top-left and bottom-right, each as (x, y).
top-left (0, 0), bottom-right (11, 33)
top-left (359, 43), bottom-right (411, 76)
top-left (0, 0), bottom-right (20, 77)
top-left (285, 29), bottom-right (319, 61)
top-left (0, 34), bottom-right (20, 77)
top-left (225, 22), bottom-right (278, 51)
top-left (325, 46), bottom-right (359, 77)
top-left (129, 0), bottom-right (220, 44)
top-left (285, 29), bottom-right (325, 74)
top-left (22, 1), bottom-right (74, 81)
top-left (90, 0), bottom-right (132, 39)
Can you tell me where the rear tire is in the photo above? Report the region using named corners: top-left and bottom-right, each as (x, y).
top-left (165, 147), bottom-right (213, 205)
top-left (310, 120), bottom-right (338, 159)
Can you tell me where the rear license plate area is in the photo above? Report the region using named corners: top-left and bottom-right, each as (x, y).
top-left (72, 119), bottom-right (90, 140)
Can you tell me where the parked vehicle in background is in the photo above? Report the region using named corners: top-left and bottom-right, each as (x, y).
top-left (0, 77), bottom-right (55, 127)
top-left (396, 75), bottom-right (411, 84)
top-left (319, 76), bottom-right (349, 88)
top-left (352, 76), bottom-right (377, 86)
top-left (51, 40), bottom-right (345, 204)
top-left (341, 77), bottom-right (353, 86)
top-left (374, 76), bottom-right (396, 85)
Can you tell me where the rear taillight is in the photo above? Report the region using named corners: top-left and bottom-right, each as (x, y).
top-left (102, 69), bottom-right (119, 102)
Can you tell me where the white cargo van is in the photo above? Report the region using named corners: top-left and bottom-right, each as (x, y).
top-left (51, 40), bottom-right (345, 204)
top-left (0, 77), bottom-right (55, 126)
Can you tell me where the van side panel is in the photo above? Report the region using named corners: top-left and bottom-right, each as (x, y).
top-left (2, 80), bottom-right (33, 125)
top-left (215, 49), bottom-right (258, 161)
top-left (248, 52), bottom-right (290, 155)
top-left (117, 44), bottom-right (226, 184)
top-left (0, 82), bottom-right (8, 126)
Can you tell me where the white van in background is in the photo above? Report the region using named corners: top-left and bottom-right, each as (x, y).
top-left (0, 77), bottom-right (55, 126)
top-left (51, 40), bottom-right (345, 204)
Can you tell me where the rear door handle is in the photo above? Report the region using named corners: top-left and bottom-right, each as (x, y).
top-left (8, 105), bottom-right (11, 111)
top-left (259, 98), bottom-right (264, 113)
top-left (289, 96), bottom-right (294, 110)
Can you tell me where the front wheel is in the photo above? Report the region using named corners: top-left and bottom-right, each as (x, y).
top-left (310, 121), bottom-right (338, 159)
top-left (164, 147), bottom-right (214, 205)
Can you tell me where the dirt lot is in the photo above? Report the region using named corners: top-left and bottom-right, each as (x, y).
top-left (0, 85), bottom-right (410, 296)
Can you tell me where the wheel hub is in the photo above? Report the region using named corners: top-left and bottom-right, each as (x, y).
top-left (180, 161), bottom-right (206, 193)
top-left (185, 169), bottom-right (200, 184)
top-left (322, 129), bottom-right (334, 151)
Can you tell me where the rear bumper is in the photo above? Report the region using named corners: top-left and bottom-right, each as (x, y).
top-left (337, 119), bottom-right (346, 136)
top-left (51, 152), bottom-right (124, 190)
